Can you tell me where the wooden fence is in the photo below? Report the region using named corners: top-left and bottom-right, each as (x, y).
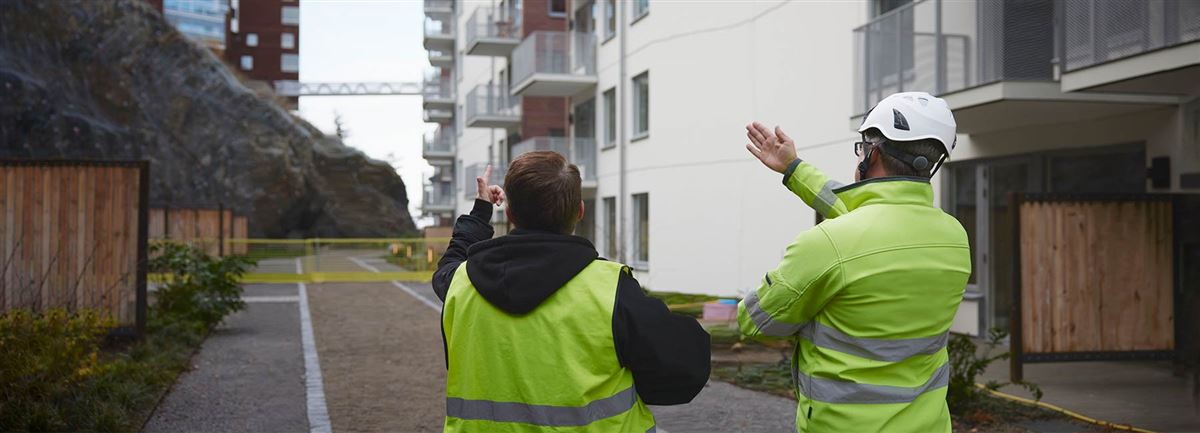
top-left (1011, 193), bottom-right (1175, 380)
top-left (149, 207), bottom-right (248, 255)
top-left (0, 160), bottom-right (148, 332)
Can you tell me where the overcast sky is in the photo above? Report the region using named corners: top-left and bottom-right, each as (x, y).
top-left (298, 0), bottom-right (434, 227)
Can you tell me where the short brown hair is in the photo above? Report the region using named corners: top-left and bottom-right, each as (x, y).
top-left (504, 151), bottom-right (582, 234)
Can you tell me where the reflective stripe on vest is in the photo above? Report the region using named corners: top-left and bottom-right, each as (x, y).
top-left (796, 361), bottom-right (949, 404)
top-left (446, 386), bottom-right (637, 427)
top-left (745, 290), bottom-right (948, 362)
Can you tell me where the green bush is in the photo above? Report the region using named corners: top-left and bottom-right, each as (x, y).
top-left (149, 242), bottom-right (254, 332)
top-left (0, 242), bottom-right (254, 432)
top-left (947, 328), bottom-right (1042, 415)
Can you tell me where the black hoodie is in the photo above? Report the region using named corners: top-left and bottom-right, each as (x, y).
top-left (432, 199), bottom-right (711, 405)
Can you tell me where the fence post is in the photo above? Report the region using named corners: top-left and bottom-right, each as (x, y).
top-left (218, 203), bottom-right (225, 257)
top-left (1009, 192), bottom-right (1024, 383)
top-left (135, 161), bottom-right (150, 337)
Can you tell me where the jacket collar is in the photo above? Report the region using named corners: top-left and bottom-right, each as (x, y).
top-left (833, 176), bottom-right (934, 211)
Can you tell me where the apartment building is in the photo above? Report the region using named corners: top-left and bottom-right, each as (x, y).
top-left (423, 0), bottom-right (1200, 338)
top-left (148, 0), bottom-right (228, 51)
top-left (225, 0), bottom-right (301, 108)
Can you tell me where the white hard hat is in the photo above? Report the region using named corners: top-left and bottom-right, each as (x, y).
top-left (858, 92), bottom-right (957, 159)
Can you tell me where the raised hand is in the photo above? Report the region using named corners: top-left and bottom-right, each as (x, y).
top-left (745, 122), bottom-right (798, 174)
top-left (476, 164), bottom-right (506, 206)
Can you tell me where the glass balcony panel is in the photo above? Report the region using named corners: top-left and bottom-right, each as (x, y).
top-left (423, 125), bottom-right (456, 158)
top-left (466, 6), bottom-right (521, 56)
top-left (511, 31), bottom-right (598, 96)
top-left (466, 84), bottom-right (521, 127)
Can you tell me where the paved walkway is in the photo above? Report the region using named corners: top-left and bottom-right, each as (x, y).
top-left (144, 284), bottom-right (309, 433)
top-left (981, 352), bottom-right (1200, 432)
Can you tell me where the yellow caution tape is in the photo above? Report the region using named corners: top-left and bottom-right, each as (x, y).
top-left (974, 383), bottom-right (1157, 433)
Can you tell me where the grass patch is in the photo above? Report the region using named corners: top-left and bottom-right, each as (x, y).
top-left (0, 243), bottom-right (252, 432)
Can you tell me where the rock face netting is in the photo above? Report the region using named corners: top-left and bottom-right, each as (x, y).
top-left (0, 0), bottom-right (418, 238)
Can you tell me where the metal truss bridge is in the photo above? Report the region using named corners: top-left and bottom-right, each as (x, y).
top-left (274, 81), bottom-right (422, 97)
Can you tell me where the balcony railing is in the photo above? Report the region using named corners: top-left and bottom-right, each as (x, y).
top-left (466, 84), bottom-right (521, 127)
top-left (423, 125), bottom-right (456, 158)
top-left (423, 107), bottom-right (453, 123)
top-left (423, 0), bottom-right (453, 15)
top-left (466, 6), bottom-right (521, 55)
top-left (511, 31), bottom-right (598, 96)
top-left (423, 68), bottom-right (455, 104)
top-left (852, 0), bottom-right (1054, 114)
top-left (1061, 0), bottom-right (1200, 72)
top-left (428, 49), bottom-right (453, 67)
top-left (424, 17), bottom-right (454, 38)
top-left (508, 137), bottom-right (597, 182)
top-left (423, 180), bottom-right (456, 211)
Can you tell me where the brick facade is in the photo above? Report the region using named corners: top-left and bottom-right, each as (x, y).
top-left (518, 0), bottom-right (568, 140)
top-left (224, 0), bottom-right (300, 85)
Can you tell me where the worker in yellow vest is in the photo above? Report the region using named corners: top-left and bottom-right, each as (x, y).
top-left (432, 151), bottom-right (710, 433)
top-left (739, 92), bottom-right (971, 432)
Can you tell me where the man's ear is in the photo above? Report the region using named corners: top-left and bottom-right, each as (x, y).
top-left (577, 200), bottom-right (585, 223)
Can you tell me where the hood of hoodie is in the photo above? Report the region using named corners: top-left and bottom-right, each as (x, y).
top-left (465, 229), bottom-right (599, 314)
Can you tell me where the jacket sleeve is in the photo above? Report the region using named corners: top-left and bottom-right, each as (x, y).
top-left (737, 225), bottom-right (844, 338)
top-left (432, 199), bottom-right (494, 301)
top-left (613, 269), bottom-right (711, 405)
top-left (782, 159), bottom-right (850, 220)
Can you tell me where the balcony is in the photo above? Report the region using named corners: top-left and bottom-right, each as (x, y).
top-left (422, 68), bottom-right (455, 109)
top-left (463, 163), bottom-right (507, 196)
top-left (511, 31), bottom-right (598, 97)
top-left (423, 17), bottom-right (455, 52)
top-left (423, 180), bottom-right (456, 214)
top-left (852, 0), bottom-right (1176, 135)
top-left (466, 84), bottom-right (521, 128)
top-left (1059, 0), bottom-right (1200, 93)
top-left (423, 125), bottom-right (456, 160)
top-left (508, 137), bottom-right (597, 187)
top-left (423, 107), bottom-right (453, 123)
top-left (428, 49), bottom-right (453, 68)
top-left (423, 0), bottom-right (453, 18)
top-left (466, 6), bottom-right (521, 56)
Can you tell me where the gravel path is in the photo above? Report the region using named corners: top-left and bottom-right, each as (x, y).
top-left (652, 380), bottom-right (797, 433)
top-left (143, 284), bottom-right (308, 433)
top-left (306, 281), bottom-right (446, 433)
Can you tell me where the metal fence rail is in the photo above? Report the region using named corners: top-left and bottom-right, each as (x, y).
top-left (466, 84), bottom-right (520, 121)
top-left (511, 31), bottom-right (597, 87)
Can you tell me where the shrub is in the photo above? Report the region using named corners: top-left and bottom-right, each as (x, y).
top-left (0, 309), bottom-right (113, 431)
top-left (149, 242), bottom-right (254, 332)
top-left (947, 328), bottom-right (1042, 415)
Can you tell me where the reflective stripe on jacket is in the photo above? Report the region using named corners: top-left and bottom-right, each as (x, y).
top-left (443, 260), bottom-right (658, 433)
top-left (738, 160), bottom-right (971, 433)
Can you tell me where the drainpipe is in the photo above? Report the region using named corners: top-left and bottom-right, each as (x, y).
top-left (617, 0), bottom-right (628, 264)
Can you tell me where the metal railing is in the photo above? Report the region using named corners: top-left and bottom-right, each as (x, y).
top-left (424, 0), bottom-right (453, 13)
top-left (424, 180), bottom-right (456, 209)
top-left (466, 6), bottom-right (521, 44)
top-left (1061, 0), bottom-right (1200, 72)
top-left (466, 84), bottom-right (521, 121)
top-left (852, 0), bottom-right (1054, 114)
top-left (423, 68), bottom-right (455, 100)
top-left (423, 107), bottom-right (452, 122)
top-left (423, 125), bottom-right (456, 155)
top-left (508, 136), bottom-right (597, 182)
top-left (424, 16), bottom-right (454, 37)
top-left (511, 31), bottom-right (597, 86)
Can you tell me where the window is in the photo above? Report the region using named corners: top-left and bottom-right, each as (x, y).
top-left (603, 88), bottom-right (616, 148)
top-left (281, 6), bottom-right (299, 25)
top-left (281, 32), bottom-right (295, 49)
top-left (632, 72), bottom-right (649, 138)
top-left (632, 193), bottom-right (649, 266)
top-left (245, 33), bottom-right (258, 47)
top-left (604, 0), bottom-right (616, 41)
top-left (239, 55), bottom-right (253, 71)
top-left (603, 197), bottom-right (617, 259)
top-left (632, 0), bottom-right (648, 21)
top-left (549, 0), bottom-right (566, 17)
top-left (281, 54), bottom-right (299, 73)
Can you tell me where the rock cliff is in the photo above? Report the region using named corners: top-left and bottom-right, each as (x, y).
top-left (0, 0), bottom-right (417, 237)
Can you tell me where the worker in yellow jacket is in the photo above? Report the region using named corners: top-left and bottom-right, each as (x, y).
top-left (739, 92), bottom-right (972, 432)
